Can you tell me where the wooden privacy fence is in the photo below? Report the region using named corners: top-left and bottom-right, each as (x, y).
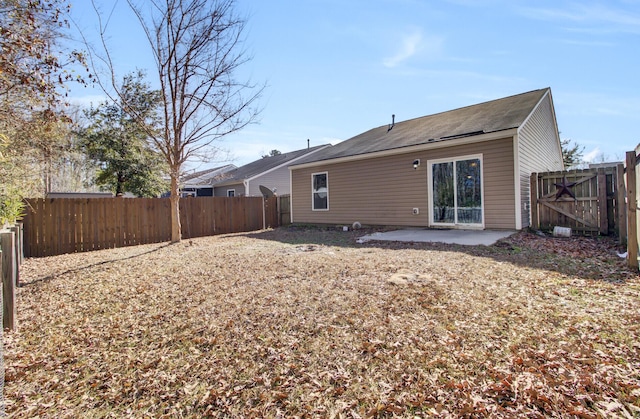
top-left (530, 167), bottom-right (622, 236)
top-left (22, 196), bottom-right (279, 257)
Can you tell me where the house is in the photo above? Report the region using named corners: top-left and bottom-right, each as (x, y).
top-left (180, 164), bottom-right (236, 197)
top-left (212, 144), bottom-right (330, 197)
top-left (288, 88), bottom-right (563, 230)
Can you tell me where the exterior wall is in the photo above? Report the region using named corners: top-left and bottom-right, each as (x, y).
top-left (517, 93), bottom-right (563, 228)
top-left (246, 166), bottom-right (292, 197)
top-left (291, 137), bottom-right (516, 229)
top-left (214, 183), bottom-right (245, 197)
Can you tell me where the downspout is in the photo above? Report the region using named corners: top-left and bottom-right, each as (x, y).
top-left (289, 168), bottom-right (294, 223)
top-left (513, 133), bottom-right (523, 230)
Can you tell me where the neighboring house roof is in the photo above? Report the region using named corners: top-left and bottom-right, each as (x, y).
top-left (214, 144), bottom-right (331, 186)
top-left (182, 164), bottom-right (236, 188)
top-left (291, 88), bottom-right (550, 166)
top-left (46, 192), bottom-right (115, 198)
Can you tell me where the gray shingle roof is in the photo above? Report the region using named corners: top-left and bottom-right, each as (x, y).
top-left (215, 144), bottom-right (330, 185)
top-left (181, 164), bottom-right (237, 187)
top-left (292, 88), bottom-right (550, 166)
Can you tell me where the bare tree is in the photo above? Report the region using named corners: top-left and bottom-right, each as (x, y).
top-left (0, 0), bottom-right (91, 222)
top-left (95, 0), bottom-right (262, 242)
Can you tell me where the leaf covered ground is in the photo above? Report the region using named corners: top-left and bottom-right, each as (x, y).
top-left (4, 227), bottom-right (640, 418)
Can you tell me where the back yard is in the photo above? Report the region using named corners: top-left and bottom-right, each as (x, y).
top-left (4, 227), bottom-right (640, 418)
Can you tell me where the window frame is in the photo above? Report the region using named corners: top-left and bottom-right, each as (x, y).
top-left (427, 154), bottom-right (484, 228)
top-left (227, 189), bottom-right (235, 197)
top-left (311, 171), bottom-right (329, 211)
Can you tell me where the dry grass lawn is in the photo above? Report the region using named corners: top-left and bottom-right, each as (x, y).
top-left (3, 226), bottom-right (640, 418)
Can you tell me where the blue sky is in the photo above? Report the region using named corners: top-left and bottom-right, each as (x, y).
top-left (68, 0), bottom-right (640, 168)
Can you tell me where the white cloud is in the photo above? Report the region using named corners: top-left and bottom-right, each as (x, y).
top-left (518, 3), bottom-right (640, 33)
top-left (558, 91), bottom-right (640, 119)
top-left (383, 30), bottom-right (422, 68)
top-left (560, 39), bottom-right (614, 47)
top-left (383, 28), bottom-right (442, 68)
top-left (583, 147), bottom-right (601, 162)
top-left (594, 107), bottom-right (626, 116)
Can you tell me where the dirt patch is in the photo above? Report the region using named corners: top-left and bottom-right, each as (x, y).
top-left (4, 228), bottom-right (639, 418)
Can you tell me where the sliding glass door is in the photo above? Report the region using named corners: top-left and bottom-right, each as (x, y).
top-left (430, 156), bottom-right (483, 227)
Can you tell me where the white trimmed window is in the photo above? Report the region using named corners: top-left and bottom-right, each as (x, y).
top-left (312, 172), bottom-right (328, 211)
top-left (227, 189), bottom-right (235, 197)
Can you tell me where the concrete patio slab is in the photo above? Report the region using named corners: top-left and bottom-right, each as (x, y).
top-left (357, 229), bottom-right (515, 246)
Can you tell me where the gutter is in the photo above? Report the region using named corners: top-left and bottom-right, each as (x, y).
top-left (289, 128), bottom-right (518, 170)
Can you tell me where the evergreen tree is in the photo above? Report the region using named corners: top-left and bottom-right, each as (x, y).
top-left (560, 138), bottom-right (584, 169)
top-left (79, 71), bottom-right (167, 197)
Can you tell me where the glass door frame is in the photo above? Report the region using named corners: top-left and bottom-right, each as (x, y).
top-left (427, 154), bottom-right (485, 229)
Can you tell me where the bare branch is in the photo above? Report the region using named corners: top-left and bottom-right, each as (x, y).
top-left (114, 0), bottom-right (263, 241)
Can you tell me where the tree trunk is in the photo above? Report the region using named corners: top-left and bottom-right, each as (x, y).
top-left (116, 175), bottom-right (124, 196)
top-left (170, 172), bottom-right (181, 242)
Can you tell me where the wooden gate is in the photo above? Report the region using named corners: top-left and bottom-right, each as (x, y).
top-left (530, 167), bottom-right (622, 235)
top-left (278, 195), bottom-right (291, 225)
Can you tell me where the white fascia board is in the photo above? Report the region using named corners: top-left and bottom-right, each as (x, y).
top-left (519, 89), bottom-right (548, 129)
top-left (214, 180), bottom-right (243, 188)
top-left (245, 144), bottom-right (331, 183)
top-left (289, 129), bottom-right (518, 170)
top-left (546, 90), bottom-right (564, 170)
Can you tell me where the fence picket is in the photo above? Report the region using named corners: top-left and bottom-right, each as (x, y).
top-left (532, 167), bottom-right (618, 235)
top-left (21, 196), bottom-right (280, 257)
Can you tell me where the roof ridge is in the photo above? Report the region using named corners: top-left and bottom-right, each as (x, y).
top-left (375, 87), bottom-right (550, 129)
top-left (288, 88), bottom-right (553, 167)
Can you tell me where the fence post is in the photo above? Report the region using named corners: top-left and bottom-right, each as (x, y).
top-left (597, 168), bottom-right (608, 235)
top-left (617, 164), bottom-right (627, 244)
top-left (262, 196), bottom-right (266, 230)
top-left (277, 195), bottom-right (282, 226)
top-left (2, 229), bottom-right (17, 330)
top-left (625, 151), bottom-right (638, 270)
top-left (10, 224), bottom-right (21, 286)
top-left (15, 222), bottom-right (23, 265)
top-left (530, 172), bottom-right (539, 230)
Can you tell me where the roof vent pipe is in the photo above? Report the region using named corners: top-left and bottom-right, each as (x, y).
top-left (307, 138), bottom-right (310, 149)
top-left (387, 114), bottom-right (395, 132)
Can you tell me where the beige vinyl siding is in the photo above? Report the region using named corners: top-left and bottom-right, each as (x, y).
top-left (292, 137), bottom-right (516, 229)
top-left (293, 152), bottom-right (429, 226)
top-left (214, 183), bottom-right (244, 197)
top-left (246, 166), bottom-right (292, 196)
top-left (482, 138), bottom-right (516, 229)
top-left (517, 93), bottom-right (563, 227)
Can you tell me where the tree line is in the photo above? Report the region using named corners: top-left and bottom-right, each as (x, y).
top-left (0, 0), bottom-right (262, 242)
